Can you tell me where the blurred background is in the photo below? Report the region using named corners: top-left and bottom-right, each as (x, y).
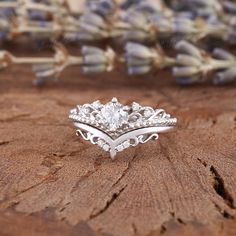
top-left (1, 0), bottom-right (236, 87)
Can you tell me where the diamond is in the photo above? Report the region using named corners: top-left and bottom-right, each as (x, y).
top-left (70, 108), bottom-right (77, 114)
top-left (117, 145), bottom-right (124, 152)
top-left (129, 123), bottom-right (135, 128)
top-left (123, 141), bottom-right (130, 148)
top-left (92, 100), bottom-right (102, 109)
top-left (132, 102), bottom-right (141, 111)
top-left (103, 144), bottom-right (110, 151)
top-left (111, 97), bottom-right (118, 103)
top-left (144, 109), bottom-right (153, 117)
top-left (79, 107), bottom-right (90, 118)
top-left (97, 140), bottom-right (104, 147)
top-left (101, 101), bottom-right (128, 131)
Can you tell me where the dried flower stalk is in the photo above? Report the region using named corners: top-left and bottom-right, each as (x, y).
top-left (0, 0), bottom-right (236, 86)
top-left (0, 43), bottom-right (82, 84)
top-left (1, 0), bottom-right (236, 43)
top-left (173, 40), bottom-right (236, 85)
top-left (1, 40), bottom-right (235, 85)
top-left (125, 42), bottom-right (175, 74)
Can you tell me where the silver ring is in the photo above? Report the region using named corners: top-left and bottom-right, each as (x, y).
top-left (69, 98), bottom-right (177, 159)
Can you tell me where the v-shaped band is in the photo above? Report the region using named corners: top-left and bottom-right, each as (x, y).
top-left (74, 122), bottom-right (174, 159)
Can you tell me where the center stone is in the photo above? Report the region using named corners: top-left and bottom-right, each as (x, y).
top-left (101, 102), bottom-right (128, 131)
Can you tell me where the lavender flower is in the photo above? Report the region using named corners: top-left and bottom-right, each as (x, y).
top-left (168, 0), bottom-right (222, 18)
top-left (124, 0), bottom-right (171, 16)
top-left (213, 67), bottom-right (236, 85)
top-left (81, 45), bottom-right (115, 73)
top-left (0, 7), bottom-right (15, 19)
top-left (120, 0), bottom-right (142, 10)
top-left (79, 11), bottom-right (109, 40)
top-left (125, 42), bottom-right (154, 74)
top-left (28, 10), bottom-right (48, 21)
top-left (223, 1), bottom-right (236, 15)
top-left (173, 40), bottom-right (236, 84)
top-left (212, 48), bottom-right (236, 84)
top-left (87, 0), bottom-right (116, 16)
top-left (125, 42), bottom-right (175, 75)
top-left (113, 11), bottom-right (155, 42)
top-left (0, 18), bottom-right (9, 42)
top-left (173, 40), bottom-right (211, 84)
top-left (32, 43), bottom-right (83, 84)
top-left (32, 63), bottom-right (58, 82)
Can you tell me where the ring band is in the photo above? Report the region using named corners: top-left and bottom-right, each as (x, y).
top-left (69, 98), bottom-right (177, 159)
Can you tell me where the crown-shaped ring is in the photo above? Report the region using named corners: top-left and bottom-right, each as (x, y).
top-left (69, 98), bottom-right (177, 159)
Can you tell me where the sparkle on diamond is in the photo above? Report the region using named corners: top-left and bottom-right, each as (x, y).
top-left (101, 100), bottom-right (128, 131)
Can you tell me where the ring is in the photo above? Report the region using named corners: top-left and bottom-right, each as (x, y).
top-left (69, 98), bottom-right (177, 159)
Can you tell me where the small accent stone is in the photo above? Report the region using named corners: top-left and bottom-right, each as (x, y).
top-left (117, 145), bottom-right (124, 152)
top-left (132, 102), bottom-right (141, 111)
top-left (144, 109), bottom-right (153, 117)
top-left (103, 144), bottom-right (109, 151)
top-left (70, 108), bottom-right (77, 114)
top-left (97, 140), bottom-right (104, 147)
top-left (92, 100), bottom-right (102, 109)
top-left (112, 97), bottom-right (118, 103)
top-left (82, 107), bottom-right (90, 114)
top-left (123, 141), bottom-right (130, 148)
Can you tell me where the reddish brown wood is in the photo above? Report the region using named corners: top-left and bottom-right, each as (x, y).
top-left (0, 51), bottom-right (235, 236)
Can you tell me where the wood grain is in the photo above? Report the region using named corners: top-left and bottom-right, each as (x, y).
top-left (0, 54), bottom-right (235, 236)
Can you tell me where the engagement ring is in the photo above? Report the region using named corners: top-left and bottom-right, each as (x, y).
top-left (69, 98), bottom-right (177, 159)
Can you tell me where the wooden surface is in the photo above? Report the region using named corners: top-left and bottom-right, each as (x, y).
top-left (0, 57), bottom-right (236, 236)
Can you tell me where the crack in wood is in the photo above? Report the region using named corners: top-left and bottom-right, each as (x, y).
top-left (197, 158), bottom-right (207, 167)
top-left (197, 158), bottom-right (235, 219)
top-left (59, 202), bottom-right (71, 213)
top-left (132, 223), bottom-right (138, 235)
top-left (210, 166), bottom-right (235, 210)
top-left (160, 224), bottom-right (167, 234)
top-left (110, 152), bottom-right (138, 190)
top-left (159, 212), bottom-right (186, 235)
top-left (81, 153), bottom-right (137, 225)
top-left (212, 119), bottom-right (217, 125)
top-left (170, 212), bottom-right (186, 225)
top-left (60, 154), bottom-right (134, 221)
top-left (177, 218), bottom-right (185, 225)
top-left (213, 202), bottom-right (234, 219)
top-left (89, 185), bottom-right (127, 220)
top-left (0, 140), bottom-right (10, 145)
